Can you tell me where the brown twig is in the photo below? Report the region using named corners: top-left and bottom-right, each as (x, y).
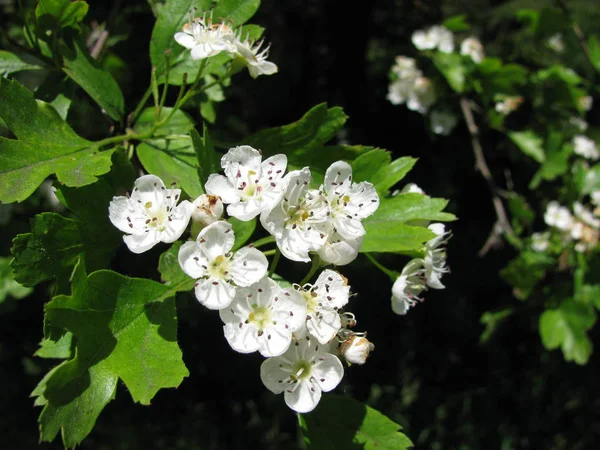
top-left (459, 97), bottom-right (517, 256)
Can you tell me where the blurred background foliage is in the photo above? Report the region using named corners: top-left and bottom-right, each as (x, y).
top-left (1, 0), bottom-right (600, 448)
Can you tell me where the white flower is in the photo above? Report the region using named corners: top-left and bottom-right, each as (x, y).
top-left (569, 117), bottom-right (588, 132)
top-left (387, 79), bottom-right (415, 106)
top-left (580, 96), bottom-right (593, 111)
top-left (412, 25), bottom-right (454, 53)
top-left (299, 270), bottom-right (350, 344)
top-left (460, 36), bottom-right (485, 63)
top-left (573, 135), bottom-right (599, 160)
top-left (322, 161), bottom-right (379, 239)
top-left (191, 194), bottom-right (223, 225)
top-left (407, 76), bottom-right (436, 114)
top-left (205, 146), bottom-right (288, 221)
top-left (390, 56), bottom-right (420, 80)
top-left (220, 276), bottom-right (306, 357)
top-left (391, 259), bottom-right (426, 315)
top-left (178, 221), bottom-right (268, 310)
top-left (423, 223), bottom-right (451, 289)
top-left (234, 37), bottom-right (278, 78)
top-left (109, 175), bottom-right (193, 254)
top-left (174, 14), bottom-right (236, 60)
top-left (495, 96), bottom-right (523, 115)
top-left (430, 110), bottom-right (458, 135)
top-left (591, 191), bottom-right (600, 206)
top-left (339, 333), bottom-right (375, 365)
top-left (547, 33), bottom-right (565, 53)
top-left (400, 183), bottom-right (424, 195)
top-left (544, 201), bottom-right (573, 231)
top-left (530, 231), bottom-right (550, 252)
top-left (317, 230), bottom-right (362, 266)
top-left (260, 335), bottom-right (344, 413)
top-left (573, 202), bottom-right (600, 229)
top-left (261, 168), bottom-right (330, 262)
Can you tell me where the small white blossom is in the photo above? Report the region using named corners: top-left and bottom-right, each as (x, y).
top-left (191, 194), bottom-right (223, 225)
top-left (298, 270), bottom-right (350, 344)
top-left (322, 161), bottom-right (380, 240)
top-left (390, 56), bottom-right (420, 80)
top-left (573, 202), bottom-right (600, 229)
top-left (412, 25), bottom-right (454, 53)
top-left (174, 14), bottom-right (236, 60)
top-left (573, 135), bottom-right (599, 160)
top-left (234, 37), bottom-right (278, 78)
top-left (591, 191), bottom-right (600, 206)
top-left (569, 117), bottom-right (588, 132)
top-left (423, 223), bottom-right (451, 289)
top-left (580, 96), bottom-right (593, 111)
top-left (261, 168), bottom-right (329, 262)
top-left (339, 333), bottom-right (375, 365)
top-left (317, 229), bottom-right (362, 266)
top-left (407, 76), bottom-right (436, 114)
top-left (260, 335), bottom-right (344, 413)
top-left (547, 33), bottom-right (565, 53)
top-left (530, 231), bottom-right (550, 252)
top-left (495, 96), bottom-right (523, 115)
top-left (391, 259), bottom-right (427, 315)
top-left (430, 110), bottom-right (458, 135)
top-left (205, 146), bottom-right (288, 221)
top-left (109, 175), bottom-right (193, 254)
top-left (178, 221), bottom-right (268, 310)
top-left (544, 201), bottom-right (573, 231)
top-left (460, 36), bottom-right (485, 63)
top-left (220, 277), bottom-right (307, 357)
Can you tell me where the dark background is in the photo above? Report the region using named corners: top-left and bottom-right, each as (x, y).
top-left (1, 0), bottom-right (600, 448)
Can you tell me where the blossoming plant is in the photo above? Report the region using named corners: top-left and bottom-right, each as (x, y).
top-left (386, 7), bottom-right (600, 364)
top-left (0, 1), bottom-right (455, 448)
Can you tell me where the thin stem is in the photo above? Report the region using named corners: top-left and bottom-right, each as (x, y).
top-left (364, 253), bottom-right (397, 280)
top-left (299, 256), bottom-right (321, 285)
top-left (459, 97), bottom-right (519, 255)
top-left (268, 249), bottom-right (281, 277)
top-left (252, 236), bottom-right (276, 248)
top-left (129, 85), bottom-right (153, 126)
top-left (263, 249), bottom-right (276, 257)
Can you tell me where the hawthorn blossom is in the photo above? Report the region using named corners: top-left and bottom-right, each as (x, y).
top-left (205, 146), bottom-right (288, 220)
top-left (339, 333), bottom-right (375, 365)
top-left (530, 231), bottom-right (550, 252)
top-left (412, 25), bottom-right (454, 53)
top-left (298, 269), bottom-right (350, 344)
top-left (260, 335), bottom-right (344, 413)
top-left (573, 135), bottom-right (599, 160)
top-left (391, 259), bottom-right (427, 315)
top-left (430, 110), bottom-right (458, 135)
top-left (407, 77), bottom-right (436, 113)
top-left (547, 33), bottom-right (565, 53)
top-left (423, 223), bottom-right (451, 289)
top-left (234, 37), bottom-right (278, 78)
top-left (109, 175), bottom-right (193, 254)
top-left (178, 221), bottom-right (268, 310)
top-left (570, 117), bottom-right (588, 132)
top-left (580, 96), bottom-right (593, 111)
top-left (317, 230), bottom-right (362, 266)
top-left (220, 276), bottom-right (306, 357)
top-left (321, 161), bottom-right (379, 240)
top-left (191, 194), bottom-right (223, 225)
top-left (174, 14), bottom-right (236, 60)
top-left (460, 36), bottom-right (485, 63)
top-left (390, 56), bottom-right (420, 80)
top-left (495, 96), bottom-right (523, 115)
top-left (261, 168), bottom-right (329, 262)
top-left (544, 201), bottom-right (573, 231)
top-left (574, 202), bottom-right (600, 229)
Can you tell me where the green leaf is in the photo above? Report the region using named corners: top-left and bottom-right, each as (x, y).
top-left (432, 52), bottom-right (467, 93)
top-left (0, 256), bottom-right (32, 303)
top-left (0, 78), bottom-right (115, 203)
top-left (0, 50), bottom-right (44, 76)
top-left (230, 217), bottom-right (256, 250)
top-left (507, 193), bottom-right (534, 235)
top-left (352, 150), bottom-right (417, 194)
top-left (588, 35), bottom-right (600, 73)
top-left (299, 395), bottom-right (413, 449)
top-left (529, 136), bottom-right (571, 189)
top-left (10, 213), bottom-right (83, 289)
top-left (213, 0), bottom-right (260, 26)
top-left (36, 263), bottom-right (190, 448)
top-left (35, 333), bottom-right (73, 359)
top-left (191, 124), bottom-right (220, 189)
top-left (508, 130), bottom-right (545, 163)
top-left (579, 162), bottom-right (600, 195)
top-left (442, 15), bottom-right (470, 32)
top-left (35, 72), bottom-right (74, 120)
top-left (36, 0), bottom-right (89, 31)
top-left (500, 251), bottom-right (554, 300)
top-left (158, 241), bottom-right (196, 289)
top-left (371, 194), bottom-right (456, 224)
top-left (135, 107), bottom-right (203, 198)
top-left (479, 308), bottom-right (514, 344)
top-left (60, 39), bottom-right (125, 121)
top-left (361, 222), bottom-right (435, 253)
top-left (539, 300), bottom-right (596, 365)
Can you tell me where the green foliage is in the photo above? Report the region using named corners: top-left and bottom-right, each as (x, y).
top-left (34, 262), bottom-right (189, 448)
top-left (507, 130), bottom-right (545, 163)
top-left (0, 50), bottom-right (44, 76)
top-left (0, 256), bottom-right (32, 303)
top-left (191, 124), bottom-right (220, 188)
top-left (36, 0), bottom-right (89, 32)
top-left (351, 149), bottom-right (417, 195)
top-left (230, 216), bottom-right (256, 250)
top-left (587, 35), bottom-right (600, 72)
top-left (0, 78), bottom-right (115, 203)
top-left (443, 15), bottom-right (470, 32)
top-left (479, 308), bottom-right (514, 343)
top-left (432, 52), bottom-right (467, 92)
top-left (529, 133), bottom-right (571, 188)
top-left (507, 193), bottom-right (534, 235)
top-left (539, 300), bottom-right (596, 364)
top-left (159, 241), bottom-right (196, 289)
top-left (299, 395), bottom-right (413, 449)
top-left (501, 251), bottom-right (554, 300)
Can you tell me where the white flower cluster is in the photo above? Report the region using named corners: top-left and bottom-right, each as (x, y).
top-left (386, 56), bottom-right (436, 114)
top-left (108, 146), bottom-right (379, 413)
top-left (540, 200), bottom-right (600, 252)
top-left (495, 96), bottom-right (523, 116)
top-left (391, 222), bottom-right (451, 314)
top-left (573, 135), bottom-right (599, 160)
top-left (174, 12), bottom-right (277, 78)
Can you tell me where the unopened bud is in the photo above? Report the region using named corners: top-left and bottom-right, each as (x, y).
top-left (192, 194), bottom-right (223, 224)
top-left (339, 333), bottom-right (374, 365)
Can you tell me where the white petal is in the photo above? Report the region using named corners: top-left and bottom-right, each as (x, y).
top-left (190, 44), bottom-right (213, 60)
top-left (261, 154), bottom-right (288, 182)
top-left (195, 278), bottom-right (236, 310)
top-left (197, 220), bottom-right (234, 261)
top-left (313, 270), bottom-right (350, 309)
top-left (222, 145), bottom-right (262, 179)
top-left (333, 215), bottom-right (365, 240)
top-left (174, 32), bottom-right (196, 49)
top-left (324, 161), bottom-right (352, 196)
top-left (222, 321), bottom-right (260, 354)
top-left (277, 228), bottom-right (315, 263)
top-left (229, 247), bottom-right (268, 286)
top-left (258, 327), bottom-right (292, 357)
top-left (260, 356), bottom-right (290, 394)
top-left (318, 235), bottom-right (362, 266)
top-left (123, 232), bottom-right (160, 254)
top-left (284, 381), bottom-right (322, 413)
top-left (270, 289), bottom-right (307, 332)
top-left (205, 174), bottom-right (239, 204)
top-left (312, 353), bottom-right (344, 392)
top-left (108, 196), bottom-right (135, 234)
top-left (249, 61), bottom-right (278, 78)
top-left (347, 182), bottom-right (379, 219)
top-left (227, 198), bottom-right (265, 221)
top-left (307, 310), bottom-right (341, 345)
top-left (159, 200), bottom-right (193, 243)
top-left (178, 241), bottom-right (208, 279)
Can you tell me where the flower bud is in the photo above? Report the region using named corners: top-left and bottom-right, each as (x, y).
top-left (339, 333), bottom-right (375, 365)
top-left (192, 194), bottom-right (223, 224)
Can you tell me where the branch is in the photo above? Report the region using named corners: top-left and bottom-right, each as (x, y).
top-left (459, 97), bottom-right (517, 256)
